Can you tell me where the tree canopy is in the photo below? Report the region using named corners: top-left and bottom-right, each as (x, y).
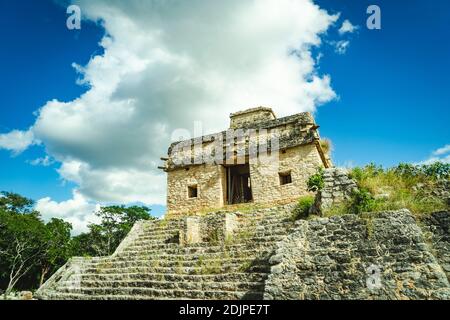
top-left (0, 192), bottom-right (154, 295)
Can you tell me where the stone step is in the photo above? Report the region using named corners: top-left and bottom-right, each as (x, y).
top-left (58, 286), bottom-right (264, 300)
top-left (120, 242), bottom-right (279, 256)
top-left (142, 225), bottom-right (181, 233)
top-left (136, 230), bottom-right (180, 237)
top-left (41, 288), bottom-right (263, 300)
top-left (36, 204), bottom-right (301, 300)
top-left (130, 232), bottom-right (288, 247)
top-left (126, 235), bottom-right (287, 250)
top-left (252, 220), bottom-right (294, 228)
top-left (141, 226), bottom-right (181, 234)
top-left (244, 218), bottom-right (294, 229)
top-left (79, 272), bottom-right (268, 283)
top-left (240, 215), bottom-right (292, 224)
top-left (83, 264), bottom-right (271, 275)
top-left (85, 257), bottom-right (267, 269)
top-left (116, 247), bottom-right (276, 259)
top-left (112, 248), bottom-right (275, 261)
top-left (70, 279), bottom-right (266, 292)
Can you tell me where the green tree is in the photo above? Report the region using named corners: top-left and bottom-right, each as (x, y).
top-left (0, 191), bottom-right (36, 215)
top-left (70, 232), bottom-right (97, 258)
top-left (0, 192), bottom-right (156, 293)
top-left (38, 218), bottom-right (72, 286)
top-left (81, 205), bottom-right (154, 256)
top-left (0, 203), bottom-right (47, 295)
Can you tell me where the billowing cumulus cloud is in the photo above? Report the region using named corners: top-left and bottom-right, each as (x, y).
top-left (1, 0), bottom-right (344, 232)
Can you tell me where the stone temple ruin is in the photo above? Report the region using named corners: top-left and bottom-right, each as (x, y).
top-left (161, 107), bottom-right (331, 216)
top-left (36, 108), bottom-right (450, 300)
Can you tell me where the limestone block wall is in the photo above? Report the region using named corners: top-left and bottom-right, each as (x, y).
top-left (264, 210), bottom-right (450, 300)
top-left (229, 107), bottom-right (275, 129)
top-left (311, 168), bottom-right (359, 214)
top-left (167, 164), bottom-right (226, 215)
top-left (250, 143), bottom-right (323, 205)
top-left (421, 212), bottom-right (450, 278)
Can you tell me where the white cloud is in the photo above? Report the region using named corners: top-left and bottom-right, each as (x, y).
top-left (36, 190), bottom-right (101, 235)
top-left (433, 144), bottom-right (450, 156)
top-left (3, 0), bottom-right (345, 229)
top-left (28, 155), bottom-right (54, 167)
top-left (57, 160), bottom-right (166, 204)
top-left (338, 19), bottom-right (358, 35)
top-left (334, 40), bottom-right (350, 54)
top-left (418, 144), bottom-right (450, 165)
top-left (0, 129), bottom-right (35, 154)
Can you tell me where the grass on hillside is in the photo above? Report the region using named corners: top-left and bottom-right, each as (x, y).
top-left (295, 162), bottom-right (449, 219)
top-left (347, 162), bottom-right (449, 216)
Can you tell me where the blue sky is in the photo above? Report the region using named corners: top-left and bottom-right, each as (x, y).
top-left (0, 0), bottom-right (448, 230)
top-left (0, 0), bottom-right (101, 201)
top-left (314, 0), bottom-right (450, 167)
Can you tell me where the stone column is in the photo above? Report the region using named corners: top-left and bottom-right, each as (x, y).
top-left (180, 216), bottom-right (202, 245)
top-left (224, 213), bottom-right (238, 240)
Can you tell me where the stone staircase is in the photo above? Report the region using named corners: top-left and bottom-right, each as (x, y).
top-left (36, 204), bottom-right (296, 300)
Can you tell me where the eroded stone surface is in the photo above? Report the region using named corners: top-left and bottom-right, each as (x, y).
top-left (264, 210), bottom-right (450, 300)
top-left (37, 205), bottom-right (450, 300)
top-left (311, 168), bottom-right (358, 215)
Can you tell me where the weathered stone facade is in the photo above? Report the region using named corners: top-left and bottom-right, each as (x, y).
top-left (167, 164), bottom-right (227, 215)
top-left (264, 210), bottom-right (450, 300)
top-left (421, 211), bottom-right (450, 276)
top-left (229, 107), bottom-right (276, 129)
top-left (161, 107), bottom-right (331, 216)
top-left (250, 144), bottom-right (324, 205)
top-left (311, 168), bottom-right (359, 215)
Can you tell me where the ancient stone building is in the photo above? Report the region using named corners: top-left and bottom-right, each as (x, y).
top-left (36, 107), bottom-right (450, 300)
top-left (159, 107), bottom-right (331, 216)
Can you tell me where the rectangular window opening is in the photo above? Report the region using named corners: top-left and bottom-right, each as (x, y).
top-left (188, 185), bottom-right (198, 198)
top-left (279, 171), bottom-right (292, 185)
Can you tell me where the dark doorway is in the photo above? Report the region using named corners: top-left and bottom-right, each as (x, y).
top-left (226, 164), bottom-right (253, 205)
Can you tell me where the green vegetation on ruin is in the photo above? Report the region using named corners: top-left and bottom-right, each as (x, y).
top-left (296, 162), bottom-right (449, 221)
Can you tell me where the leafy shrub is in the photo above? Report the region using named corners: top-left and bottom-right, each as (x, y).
top-left (393, 163), bottom-right (422, 179)
top-left (349, 163), bottom-right (383, 183)
top-left (292, 196), bottom-right (315, 220)
top-left (347, 188), bottom-right (377, 214)
top-left (391, 162), bottom-right (449, 181)
top-left (421, 162), bottom-right (450, 180)
top-left (307, 168), bottom-right (324, 192)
